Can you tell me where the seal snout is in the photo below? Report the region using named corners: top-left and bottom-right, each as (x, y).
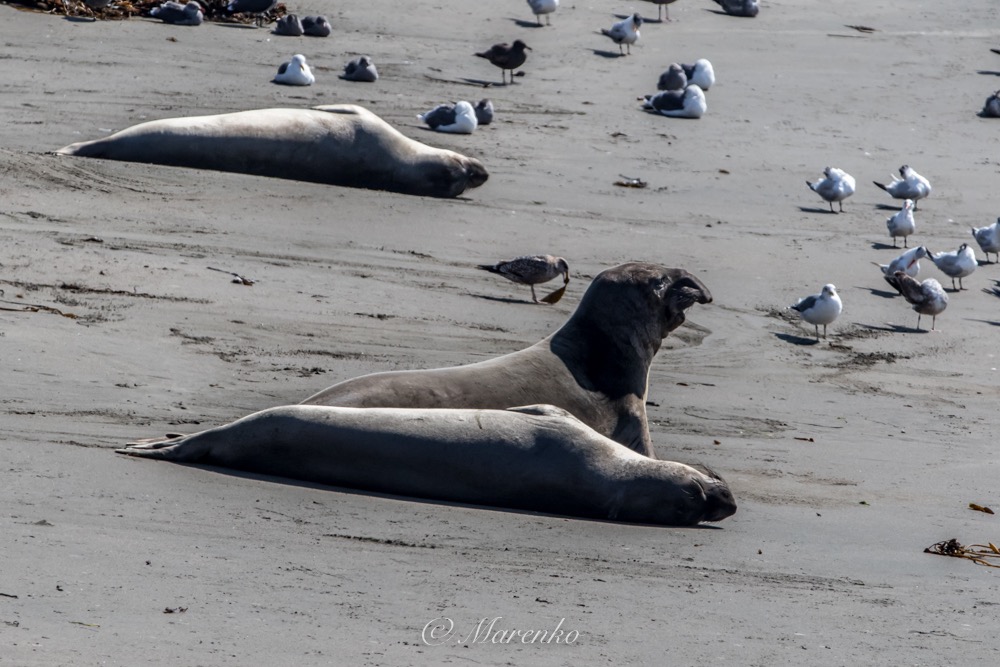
top-left (693, 468), bottom-right (737, 523)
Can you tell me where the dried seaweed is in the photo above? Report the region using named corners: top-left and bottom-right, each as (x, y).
top-left (6, 0), bottom-right (285, 24)
top-left (924, 538), bottom-right (1000, 568)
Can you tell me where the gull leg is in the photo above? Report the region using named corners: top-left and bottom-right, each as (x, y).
top-left (530, 285), bottom-right (539, 303)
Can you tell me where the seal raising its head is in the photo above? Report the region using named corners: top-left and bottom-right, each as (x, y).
top-left (302, 262), bottom-right (713, 458)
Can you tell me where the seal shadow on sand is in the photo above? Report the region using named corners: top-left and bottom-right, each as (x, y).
top-left (174, 463), bottom-right (724, 529)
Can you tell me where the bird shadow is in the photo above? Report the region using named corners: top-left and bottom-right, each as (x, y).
top-left (981, 282), bottom-right (1000, 298)
top-left (510, 18), bottom-right (546, 28)
top-left (870, 242), bottom-right (901, 250)
top-left (471, 293), bottom-right (536, 305)
top-left (859, 323), bottom-right (927, 334)
top-left (774, 332), bottom-right (820, 346)
top-left (64, 16), bottom-right (98, 23)
top-left (459, 77), bottom-right (503, 88)
top-left (857, 286), bottom-right (899, 299)
top-left (798, 206), bottom-right (838, 214)
top-left (968, 318), bottom-right (1000, 327)
top-left (592, 49), bottom-right (626, 59)
top-left (976, 70), bottom-right (1000, 77)
top-left (874, 203), bottom-right (902, 211)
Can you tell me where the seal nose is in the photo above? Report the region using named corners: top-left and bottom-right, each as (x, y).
top-left (696, 476), bottom-right (737, 522)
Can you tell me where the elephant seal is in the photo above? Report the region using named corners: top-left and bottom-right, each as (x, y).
top-left (55, 105), bottom-right (489, 199)
top-left (301, 262), bottom-right (713, 458)
top-left (117, 405), bottom-right (737, 526)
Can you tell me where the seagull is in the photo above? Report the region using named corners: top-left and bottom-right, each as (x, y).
top-left (478, 255), bottom-right (570, 304)
top-left (927, 243), bottom-right (977, 290)
top-left (713, 0), bottom-right (759, 17)
top-left (226, 0), bottom-right (277, 26)
top-left (273, 54), bottom-right (315, 86)
top-left (874, 246), bottom-right (928, 293)
top-left (645, 0), bottom-right (679, 22)
top-left (790, 284), bottom-right (842, 340)
top-left (806, 167), bottom-right (856, 213)
top-left (473, 99), bottom-right (494, 125)
top-left (885, 199), bottom-right (916, 247)
top-left (894, 272), bottom-right (948, 331)
top-left (970, 218), bottom-right (1000, 263)
top-left (681, 59), bottom-right (715, 91)
top-left (601, 13), bottom-right (642, 56)
top-left (657, 64), bottom-right (687, 91)
top-left (273, 14), bottom-right (303, 36)
top-left (301, 15), bottom-right (331, 37)
top-left (642, 84), bottom-right (706, 118)
top-left (982, 91), bottom-right (1000, 118)
top-left (873, 165), bottom-right (932, 210)
top-left (418, 101), bottom-right (478, 134)
top-left (475, 40), bottom-right (531, 85)
top-left (150, 1), bottom-right (203, 25)
top-left (341, 56), bottom-right (378, 82)
top-left (526, 0), bottom-right (558, 26)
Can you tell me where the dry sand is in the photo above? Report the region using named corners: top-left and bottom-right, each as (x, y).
top-left (3, 0), bottom-right (1000, 664)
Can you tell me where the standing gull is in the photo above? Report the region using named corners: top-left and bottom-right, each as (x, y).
top-left (273, 54), bottom-right (314, 86)
top-left (894, 273), bottom-right (948, 331)
top-left (418, 101), bottom-right (478, 134)
top-left (789, 284), bottom-right (842, 340)
top-left (642, 85), bottom-right (706, 118)
top-left (475, 40), bottom-right (531, 85)
top-left (970, 218), bottom-right (1000, 263)
top-left (806, 166), bottom-right (856, 213)
top-left (885, 199), bottom-right (916, 247)
top-left (341, 56), bottom-right (378, 82)
top-left (714, 0), bottom-right (758, 17)
top-left (478, 255), bottom-right (570, 304)
top-left (874, 246), bottom-right (928, 293)
top-left (645, 0), bottom-right (679, 22)
top-left (301, 16), bottom-right (331, 37)
top-left (927, 243), bottom-right (977, 290)
top-left (874, 165), bottom-right (932, 210)
top-left (150, 1), bottom-right (203, 25)
top-left (526, 0), bottom-right (558, 26)
top-left (601, 13), bottom-right (642, 56)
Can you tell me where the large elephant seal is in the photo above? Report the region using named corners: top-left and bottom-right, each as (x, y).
top-left (301, 262), bottom-right (713, 458)
top-left (55, 105), bottom-right (489, 199)
top-left (118, 405), bottom-right (736, 526)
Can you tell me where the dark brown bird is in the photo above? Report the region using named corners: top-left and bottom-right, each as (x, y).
top-left (478, 255), bottom-right (569, 303)
top-left (475, 40), bottom-right (531, 85)
top-left (894, 272), bottom-right (948, 331)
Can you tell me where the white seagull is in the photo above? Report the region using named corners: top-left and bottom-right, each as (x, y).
top-left (681, 59), bottom-right (715, 91)
top-left (874, 246), bottom-right (928, 293)
top-left (885, 199), bottom-right (916, 247)
top-left (894, 273), bottom-right (948, 331)
top-left (273, 54), bottom-right (315, 86)
top-left (790, 284), bottom-right (842, 340)
top-left (642, 85), bottom-right (706, 118)
top-left (527, 0), bottom-right (558, 26)
top-left (970, 217), bottom-right (1000, 263)
top-left (806, 167), bottom-right (856, 213)
top-left (874, 165), bottom-right (932, 209)
top-left (602, 13), bottom-right (642, 56)
top-left (927, 243), bottom-right (977, 290)
top-left (418, 101), bottom-right (479, 134)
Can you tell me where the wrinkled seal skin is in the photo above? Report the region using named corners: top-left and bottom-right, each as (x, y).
top-left (118, 405), bottom-right (737, 526)
top-left (55, 105), bottom-right (489, 199)
top-left (301, 262), bottom-right (713, 458)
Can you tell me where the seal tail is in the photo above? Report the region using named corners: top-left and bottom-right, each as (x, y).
top-left (873, 180), bottom-right (889, 192)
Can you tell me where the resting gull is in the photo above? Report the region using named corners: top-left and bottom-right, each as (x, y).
top-left (982, 91), bottom-right (1000, 118)
top-left (643, 85), bottom-right (706, 118)
top-left (927, 243), bottom-right (977, 290)
top-left (874, 165), bottom-right (931, 209)
top-left (601, 13), bottom-right (642, 56)
top-left (273, 54), bottom-right (314, 86)
top-left (874, 246), bottom-right (928, 293)
top-left (341, 56), bottom-right (378, 82)
top-left (657, 64), bottom-right (687, 91)
top-left (526, 0), bottom-right (558, 26)
top-left (681, 59), bottom-right (715, 91)
top-left (970, 218), bottom-right (1000, 263)
top-left (473, 99), bottom-right (494, 125)
top-left (894, 273), bottom-right (948, 331)
top-left (418, 101), bottom-right (479, 134)
top-left (789, 284), bottom-right (842, 340)
top-left (273, 14), bottom-right (304, 36)
top-left (475, 40), bottom-right (531, 85)
top-left (806, 166), bottom-right (856, 213)
top-left (478, 255), bottom-right (570, 304)
top-left (150, 1), bottom-right (203, 25)
top-left (302, 15), bottom-right (331, 37)
top-left (714, 0), bottom-right (759, 17)
top-left (885, 199), bottom-right (916, 247)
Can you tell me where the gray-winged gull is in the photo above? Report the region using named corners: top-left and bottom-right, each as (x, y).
top-left (874, 246), bottom-right (928, 293)
top-left (927, 243), bottom-right (977, 290)
top-left (789, 284), bottom-right (842, 340)
top-left (478, 255), bottom-right (570, 304)
top-left (273, 54), bottom-right (314, 86)
top-left (806, 167), bottom-right (856, 213)
top-left (642, 85), bottom-right (706, 118)
top-left (971, 218), bottom-right (1000, 263)
top-left (341, 56), bottom-right (378, 82)
top-left (150, 1), bottom-right (203, 25)
top-left (874, 165), bottom-right (932, 209)
top-left (895, 273), bottom-right (948, 331)
top-left (601, 13), bottom-right (642, 55)
top-left (418, 101), bottom-right (478, 134)
top-left (527, 0), bottom-right (558, 26)
top-left (885, 199), bottom-right (916, 247)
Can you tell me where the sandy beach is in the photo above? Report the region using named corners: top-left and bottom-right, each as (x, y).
top-left (3, 0), bottom-right (1000, 663)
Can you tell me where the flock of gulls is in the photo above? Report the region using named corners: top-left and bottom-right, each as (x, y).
top-left (794, 162), bottom-right (999, 338)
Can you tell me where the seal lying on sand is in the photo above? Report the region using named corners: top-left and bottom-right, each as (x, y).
top-left (118, 404), bottom-right (737, 526)
top-left (301, 262), bottom-right (713, 458)
top-left (55, 105), bottom-right (489, 199)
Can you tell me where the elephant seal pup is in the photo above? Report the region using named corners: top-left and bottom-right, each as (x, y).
top-left (301, 262), bottom-right (713, 458)
top-left (55, 105), bottom-right (489, 199)
top-left (118, 405), bottom-right (737, 526)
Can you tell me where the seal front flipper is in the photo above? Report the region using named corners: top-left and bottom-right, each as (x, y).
top-left (117, 432), bottom-right (211, 461)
